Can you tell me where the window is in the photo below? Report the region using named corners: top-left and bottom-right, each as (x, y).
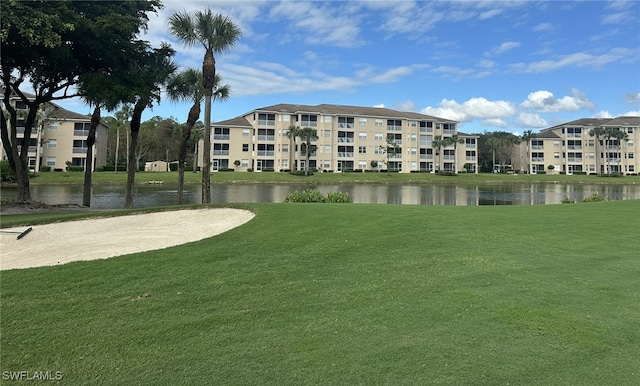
top-left (588, 152), bottom-right (595, 159)
top-left (627, 127), bottom-right (633, 134)
top-left (531, 140), bottom-right (544, 150)
top-left (323, 145), bottom-right (331, 153)
top-left (387, 119), bottom-right (402, 131)
top-left (48, 122), bottom-right (58, 131)
top-left (46, 157), bottom-right (55, 166)
top-left (588, 140), bottom-right (595, 147)
top-left (323, 130), bottom-right (331, 138)
top-left (409, 134), bottom-right (417, 142)
top-left (338, 116), bottom-right (355, 128)
top-left (554, 152), bottom-right (560, 159)
top-left (553, 141), bottom-right (560, 147)
top-left (282, 115), bottom-right (290, 122)
top-left (281, 144), bottom-right (289, 153)
top-left (359, 146), bottom-right (367, 154)
top-left (359, 118), bottom-right (367, 126)
top-left (323, 115), bottom-right (332, 123)
top-left (242, 129), bottom-right (250, 137)
top-left (241, 159), bottom-right (249, 167)
top-left (375, 147), bottom-right (384, 155)
top-left (408, 147), bottom-right (417, 155)
top-left (214, 127), bottom-right (230, 140)
top-left (375, 132), bottom-right (383, 141)
top-left (74, 123), bottom-right (90, 136)
top-left (301, 114), bottom-right (318, 127)
top-left (408, 120), bottom-right (417, 127)
top-left (375, 119), bottom-right (383, 127)
top-left (359, 132), bottom-right (367, 140)
top-left (628, 152), bottom-right (635, 159)
top-left (359, 161), bottom-right (367, 169)
top-left (258, 113), bottom-right (275, 125)
top-left (47, 139), bottom-right (57, 149)
top-left (242, 144), bottom-right (249, 152)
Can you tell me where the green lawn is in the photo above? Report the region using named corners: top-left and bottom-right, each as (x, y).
top-left (19, 170), bottom-right (640, 186)
top-left (1, 201), bottom-right (639, 384)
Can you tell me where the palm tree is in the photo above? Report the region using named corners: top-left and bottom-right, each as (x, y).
top-left (113, 105), bottom-right (133, 173)
top-left (169, 9), bottom-right (241, 204)
top-left (486, 137), bottom-right (503, 173)
top-left (432, 135), bottom-right (446, 173)
top-left (298, 127), bottom-right (318, 176)
top-left (447, 134), bottom-right (465, 173)
top-left (166, 69), bottom-right (229, 204)
top-left (589, 126), bottom-right (606, 175)
top-left (610, 128), bottom-right (628, 176)
top-left (286, 125), bottom-right (301, 171)
top-left (521, 129), bottom-right (536, 174)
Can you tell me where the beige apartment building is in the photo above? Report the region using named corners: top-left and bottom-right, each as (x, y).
top-left (205, 103), bottom-right (479, 174)
top-left (1, 94), bottom-right (107, 172)
top-left (514, 116), bottom-right (640, 175)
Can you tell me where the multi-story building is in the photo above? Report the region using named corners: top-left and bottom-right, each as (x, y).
top-left (515, 116), bottom-right (639, 175)
top-left (205, 103), bottom-right (479, 173)
top-left (1, 93), bottom-right (107, 172)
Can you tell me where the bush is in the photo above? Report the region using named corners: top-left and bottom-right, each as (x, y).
top-left (66, 166), bottom-right (84, 172)
top-left (1, 160), bottom-right (15, 182)
top-left (437, 171), bottom-right (456, 176)
top-left (535, 171), bottom-right (546, 175)
top-left (289, 170), bottom-right (314, 176)
top-left (284, 189), bottom-right (351, 203)
top-left (39, 165), bottom-right (51, 172)
top-left (583, 192), bottom-right (606, 202)
top-left (573, 171), bottom-right (587, 175)
top-left (561, 197), bottom-right (575, 204)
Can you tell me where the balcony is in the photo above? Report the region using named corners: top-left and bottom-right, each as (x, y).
top-left (257, 150), bottom-right (275, 157)
top-left (532, 157), bottom-right (544, 162)
top-left (74, 130), bottom-right (90, 137)
top-left (443, 129), bottom-right (455, 135)
top-left (465, 156), bottom-right (476, 161)
top-left (301, 121), bottom-right (317, 127)
top-left (257, 119), bottom-right (275, 126)
top-left (257, 135), bottom-right (275, 141)
top-left (338, 152), bottom-right (354, 158)
top-left (532, 145), bottom-right (544, 150)
top-left (73, 147), bottom-right (88, 154)
top-left (338, 123), bottom-right (354, 129)
top-left (443, 155), bottom-right (455, 161)
top-left (420, 154), bottom-right (433, 160)
top-left (337, 137), bottom-right (354, 143)
top-left (567, 157), bottom-right (583, 162)
top-left (213, 134), bottom-right (230, 141)
top-left (213, 150), bottom-right (229, 156)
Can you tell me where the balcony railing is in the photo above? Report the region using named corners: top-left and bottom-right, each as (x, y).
top-left (213, 150), bottom-right (229, 155)
top-left (532, 145), bottom-right (544, 150)
top-left (337, 137), bottom-right (354, 143)
top-left (532, 157), bottom-right (544, 162)
top-left (257, 135), bottom-right (275, 141)
top-left (420, 127), bottom-right (433, 133)
top-left (466, 143), bottom-right (475, 148)
top-left (387, 125), bottom-right (402, 131)
top-left (338, 123), bottom-right (354, 129)
top-left (301, 121), bottom-right (317, 127)
top-left (420, 154), bottom-right (433, 160)
top-left (567, 157), bottom-right (583, 162)
top-left (567, 145), bottom-right (582, 150)
top-left (258, 119), bottom-right (275, 126)
top-left (72, 147), bottom-right (88, 154)
top-left (465, 156), bottom-right (476, 161)
top-left (257, 150), bottom-right (275, 157)
top-left (443, 155), bottom-right (455, 161)
top-left (443, 129), bottom-right (455, 135)
top-left (338, 152), bottom-right (354, 158)
top-left (213, 134), bottom-right (230, 140)
top-left (74, 130), bottom-right (90, 136)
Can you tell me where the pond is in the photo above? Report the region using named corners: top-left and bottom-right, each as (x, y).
top-left (2, 183), bottom-right (640, 209)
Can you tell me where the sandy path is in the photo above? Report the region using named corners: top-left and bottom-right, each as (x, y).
top-left (0, 208), bottom-right (254, 271)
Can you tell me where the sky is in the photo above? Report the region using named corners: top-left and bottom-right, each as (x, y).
top-left (54, 0), bottom-right (640, 135)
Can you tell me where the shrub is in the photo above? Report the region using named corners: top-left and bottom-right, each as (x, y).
top-left (289, 170), bottom-right (314, 176)
top-left (1, 160), bottom-right (15, 182)
top-left (536, 171), bottom-right (546, 175)
top-left (573, 171), bottom-right (587, 175)
top-left (438, 171), bottom-right (456, 176)
top-left (325, 191), bottom-right (351, 203)
top-left (284, 189), bottom-right (351, 203)
top-left (583, 192), bottom-right (605, 202)
top-left (561, 197), bottom-right (575, 204)
top-left (66, 166), bottom-right (84, 172)
top-left (39, 165), bottom-right (51, 172)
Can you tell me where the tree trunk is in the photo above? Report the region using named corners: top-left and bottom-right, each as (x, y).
top-left (114, 128), bottom-right (120, 173)
top-left (305, 140), bottom-right (310, 176)
top-left (125, 100), bottom-right (146, 209)
top-left (178, 102), bottom-right (200, 204)
top-left (201, 49), bottom-right (215, 204)
top-left (82, 105), bottom-right (100, 207)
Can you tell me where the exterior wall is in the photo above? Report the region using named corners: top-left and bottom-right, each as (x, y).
top-left (516, 118), bottom-right (639, 175)
top-left (203, 106), bottom-right (479, 174)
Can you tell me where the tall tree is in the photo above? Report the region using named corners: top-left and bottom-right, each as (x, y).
top-left (520, 129), bottom-right (536, 174)
top-left (114, 105), bottom-right (133, 173)
top-left (298, 127), bottom-right (318, 176)
top-left (124, 43), bottom-right (177, 208)
top-left (286, 125), bottom-right (301, 171)
top-left (589, 126), bottom-right (606, 175)
top-left (166, 69), bottom-right (229, 204)
top-left (169, 9), bottom-right (241, 204)
top-left (432, 135), bottom-right (447, 173)
top-left (446, 134), bottom-right (465, 173)
top-left (1, 0), bottom-right (161, 203)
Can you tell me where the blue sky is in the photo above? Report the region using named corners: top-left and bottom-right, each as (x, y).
top-left (56, 0), bottom-right (640, 135)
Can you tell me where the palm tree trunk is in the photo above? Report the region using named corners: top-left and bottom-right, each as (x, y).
top-left (82, 105), bottom-right (100, 207)
top-left (178, 103), bottom-right (200, 204)
top-left (201, 49), bottom-right (215, 204)
top-left (125, 100), bottom-right (146, 209)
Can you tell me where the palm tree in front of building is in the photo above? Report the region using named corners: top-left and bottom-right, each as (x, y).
top-left (521, 129), bottom-right (536, 174)
top-left (432, 135), bottom-right (447, 173)
top-left (286, 125), bottom-right (301, 171)
top-left (298, 127), bottom-right (318, 176)
top-left (589, 126), bottom-right (606, 175)
top-left (447, 134), bottom-right (465, 173)
top-left (169, 9), bottom-right (241, 203)
top-left (166, 68), bottom-right (229, 204)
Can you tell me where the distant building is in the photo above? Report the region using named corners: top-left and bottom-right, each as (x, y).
top-left (1, 92), bottom-right (107, 172)
top-left (201, 103), bottom-right (479, 173)
top-left (514, 116), bottom-right (640, 175)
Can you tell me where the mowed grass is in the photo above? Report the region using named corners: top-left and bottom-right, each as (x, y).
top-left (1, 201), bottom-right (639, 384)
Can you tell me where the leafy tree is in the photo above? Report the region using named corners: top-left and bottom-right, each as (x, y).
top-left (166, 69), bottom-right (229, 204)
top-left (0, 0), bottom-right (161, 203)
top-left (520, 129), bottom-right (536, 174)
top-left (298, 127), bottom-right (318, 176)
top-left (169, 9), bottom-right (241, 204)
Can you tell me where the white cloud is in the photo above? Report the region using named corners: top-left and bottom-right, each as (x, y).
top-left (485, 41), bottom-right (521, 56)
top-left (510, 48), bottom-right (640, 73)
top-left (532, 22), bottom-right (554, 32)
top-left (479, 9), bottom-right (503, 20)
top-left (396, 101), bottom-right (417, 112)
top-left (592, 111), bottom-right (614, 118)
top-left (516, 112), bottom-right (548, 128)
top-left (623, 110), bottom-right (640, 117)
top-left (477, 59), bottom-right (495, 68)
top-left (624, 92), bottom-right (640, 106)
top-left (602, 12), bottom-right (632, 24)
top-left (520, 89), bottom-right (595, 112)
top-left (482, 118), bottom-right (508, 128)
top-left (421, 97), bottom-right (516, 123)
top-left (373, 103), bottom-right (385, 108)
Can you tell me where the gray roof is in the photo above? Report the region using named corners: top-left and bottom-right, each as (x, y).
top-left (48, 103), bottom-right (91, 120)
top-left (251, 103), bottom-right (458, 123)
top-left (213, 116), bottom-right (252, 127)
top-left (601, 116), bottom-right (640, 126)
top-left (537, 115), bottom-right (640, 137)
